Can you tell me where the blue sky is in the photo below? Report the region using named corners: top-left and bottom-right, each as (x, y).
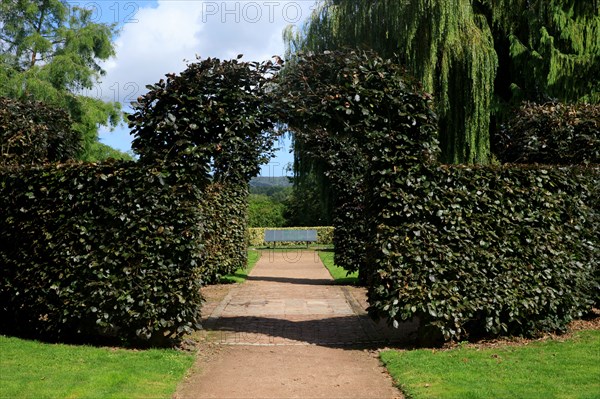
top-left (85, 0), bottom-right (317, 176)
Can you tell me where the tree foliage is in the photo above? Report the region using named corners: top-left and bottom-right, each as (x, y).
top-left (284, 175), bottom-right (332, 227)
top-left (483, 0), bottom-right (600, 105)
top-left (0, 0), bottom-right (122, 160)
top-left (248, 194), bottom-right (286, 228)
top-left (86, 142), bottom-right (134, 162)
top-left (284, 0), bottom-right (599, 164)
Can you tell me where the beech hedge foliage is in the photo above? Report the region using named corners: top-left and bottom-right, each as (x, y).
top-left (0, 161), bottom-right (203, 345)
top-left (1, 57), bottom-right (279, 345)
top-left (128, 56), bottom-right (279, 180)
top-left (494, 102), bottom-right (600, 165)
top-left (126, 56), bottom-right (281, 285)
top-left (201, 182), bottom-right (249, 283)
top-left (0, 97), bottom-right (80, 166)
top-left (278, 50), bottom-right (434, 281)
top-left (277, 50), bottom-right (598, 342)
top-left (366, 129), bottom-right (599, 342)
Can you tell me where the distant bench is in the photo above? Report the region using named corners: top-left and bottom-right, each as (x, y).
top-left (264, 229), bottom-right (318, 247)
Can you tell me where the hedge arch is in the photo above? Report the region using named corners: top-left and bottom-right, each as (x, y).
top-left (2, 49), bottom-right (595, 345)
top-left (128, 50), bottom-right (597, 343)
top-left (275, 50), bottom-right (438, 282)
top-left (127, 50), bottom-right (437, 285)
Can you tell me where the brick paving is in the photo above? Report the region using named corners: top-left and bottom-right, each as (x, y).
top-left (177, 249), bottom-right (411, 399)
top-left (204, 249), bottom-right (416, 346)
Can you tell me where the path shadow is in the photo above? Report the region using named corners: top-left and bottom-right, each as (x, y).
top-left (204, 315), bottom-right (418, 349)
top-left (245, 275), bottom-right (334, 285)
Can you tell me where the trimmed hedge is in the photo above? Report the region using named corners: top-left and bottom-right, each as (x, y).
top-left (0, 97), bottom-right (80, 166)
top-left (494, 102), bottom-right (600, 165)
top-left (201, 182), bottom-right (249, 283)
top-left (0, 161), bottom-right (203, 345)
top-left (1, 57), bottom-right (279, 345)
top-left (366, 127), bottom-right (599, 341)
top-left (247, 226), bottom-right (334, 247)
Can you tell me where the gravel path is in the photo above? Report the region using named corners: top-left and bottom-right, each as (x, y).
top-left (176, 249), bottom-right (415, 399)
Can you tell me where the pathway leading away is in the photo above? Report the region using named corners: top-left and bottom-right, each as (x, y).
top-left (176, 250), bottom-right (415, 399)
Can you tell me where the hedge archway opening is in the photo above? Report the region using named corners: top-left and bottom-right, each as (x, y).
top-left (2, 49), bottom-right (597, 346)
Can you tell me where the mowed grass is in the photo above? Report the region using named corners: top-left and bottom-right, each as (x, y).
top-left (0, 335), bottom-right (194, 399)
top-left (380, 329), bottom-right (600, 399)
top-left (220, 249), bottom-right (261, 283)
top-left (318, 250), bottom-right (359, 285)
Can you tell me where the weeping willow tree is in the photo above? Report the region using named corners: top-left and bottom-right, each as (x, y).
top-left (484, 0), bottom-right (600, 106)
top-left (284, 0), bottom-right (599, 165)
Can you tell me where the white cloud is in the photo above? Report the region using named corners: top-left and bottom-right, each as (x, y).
top-left (97, 0), bottom-right (316, 172)
top-left (97, 1), bottom-right (205, 104)
top-left (97, 0), bottom-right (316, 104)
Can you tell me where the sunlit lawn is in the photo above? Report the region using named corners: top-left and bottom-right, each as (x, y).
top-left (0, 335), bottom-right (194, 399)
top-left (381, 329), bottom-right (600, 399)
top-left (318, 250), bottom-right (359, 285)
top-left (219, 249), bottom-right (261, 283)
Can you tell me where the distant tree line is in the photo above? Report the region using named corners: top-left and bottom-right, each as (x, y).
top-left (248, 179), bottom-right (332, 227)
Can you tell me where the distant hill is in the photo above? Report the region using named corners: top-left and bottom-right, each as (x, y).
top-left (250, 176), bottom-right (292, 188)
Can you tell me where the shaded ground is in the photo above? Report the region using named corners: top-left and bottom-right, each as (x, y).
top-left (176, 250), bottom-right (411, 398)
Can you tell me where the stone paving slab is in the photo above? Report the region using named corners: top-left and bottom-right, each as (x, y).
top-left (205, 249), bottom-right (416, 346)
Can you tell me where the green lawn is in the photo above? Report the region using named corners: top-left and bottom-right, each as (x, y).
top-left (0, 335), bottom-right (194, 399)
top-left (219, 249), bottom-right (261, 284)
top-left (380, 329), bottom-right (600, 399)
top-left (318, 250), bottom-right (359, 285)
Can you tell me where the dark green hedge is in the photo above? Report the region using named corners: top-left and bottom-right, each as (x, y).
top-left (366, 129), bottom-right (599, 340)
top-left (494, 102), bottom-right (600, 165)
top-left (0, 57), bottom-right (274, 346)
top-left (128, 56), bottom-right (279, 181)
top-left (0, 97), bottom-right (80, 166)
top-left (0, 161), bottom-right (204, 345)
top-left (201, 181), bottom-right (249, 283)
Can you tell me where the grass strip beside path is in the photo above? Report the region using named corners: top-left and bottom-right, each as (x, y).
top-left (0, 335), bottom-right (194, 399)
top-left (318, 251), bottom-right (359, 285)
top-left (381, 330), bottom-right (600, 399)
top-left (220, 250), bottom-right (261, 284)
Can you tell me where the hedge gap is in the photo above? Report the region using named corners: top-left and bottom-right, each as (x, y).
top-left (2, 50), bottom-right (597, 346)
